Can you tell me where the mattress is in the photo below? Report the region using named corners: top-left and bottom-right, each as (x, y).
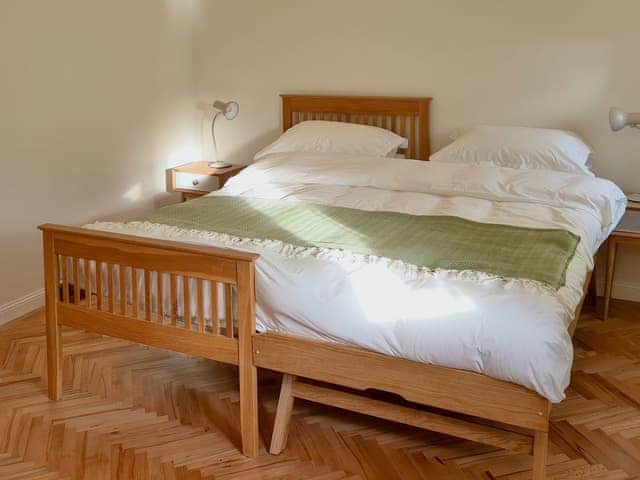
top-left (88, 152), bottom-right (627, 402)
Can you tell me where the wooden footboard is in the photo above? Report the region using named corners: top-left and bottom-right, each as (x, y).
top-left (39, 224), bottom-right (260, 457)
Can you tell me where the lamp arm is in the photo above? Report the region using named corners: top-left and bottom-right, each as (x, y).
top-left (628, 112), bottom-right (640, 126)
top-left (210, 111), bottom-right (221, 160)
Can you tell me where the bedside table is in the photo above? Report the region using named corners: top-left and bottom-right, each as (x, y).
top-left (168, 161), bottom-right (246, 202)
top-left (603, 198), bottom-right (640, 321)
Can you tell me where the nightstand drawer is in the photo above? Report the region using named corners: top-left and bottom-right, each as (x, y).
top-left (174, 172), bottom-right (219, 192)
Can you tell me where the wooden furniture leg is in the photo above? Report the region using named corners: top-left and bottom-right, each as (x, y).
top-left (239, 359), bottom-right (259, 457)
top-left (270, 374), bottom-right (296, 454)
top-left (604, 237), bottom-right (618, 322)
top-left (43, 231), bottom-right (62, 400)
top-left (587, 257), bottom-right (597, 307)
top-left (532, 430), bottom-right (548, 480)
top-left (237, 262), bottom-right (260, 458)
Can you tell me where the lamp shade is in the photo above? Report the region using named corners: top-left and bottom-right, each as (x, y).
top-left (213, 100), bottom-right (239, 120)
top-left (610, 107), bottom-right (640, 131)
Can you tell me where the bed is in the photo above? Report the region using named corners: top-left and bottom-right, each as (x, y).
top-left (40, 94), bottom-right (625, 479)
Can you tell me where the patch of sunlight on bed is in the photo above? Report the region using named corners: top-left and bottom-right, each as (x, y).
top-left (348, 267), bottom-right (476, 324)
top-left (251, 202), bottom-right (373, 250)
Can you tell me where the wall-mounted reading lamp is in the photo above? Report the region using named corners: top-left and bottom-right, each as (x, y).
top-left (209, 100), bottom-right (239, 168)
top-left (610, 107), bottom-right (640, 132)
top-left (610, 107), bottom-right (640, 203)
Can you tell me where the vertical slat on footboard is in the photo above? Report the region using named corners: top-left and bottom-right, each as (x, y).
top-left (211, 281), bottom-right (219, 334)
top-left (170, 274), bottom-right (177, 325)
top-left (119, 266), bottom-right (127, 315)
top-left (158, 273), bottom-right (165, 322)
top-left (144, 270), bottom-right (152, 321)
top-left (72, 258), bottom-right (80, 305)
top-left (197, 279), bottom-right (205, 333)
top-left (108, 264), bottom-right (115, 313)
top-left (184, 276), bottom-right (192, 329)
top-left (61, 257), bottom-right (69, 303)
top-left (84, 260), bottom-right (92, 309)
top-left (96, 261), bottom-right (103, 309)
top-left (225, 284), bottom-right (233, 337)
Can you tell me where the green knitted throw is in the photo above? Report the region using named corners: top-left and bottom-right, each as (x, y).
top-left (141, 196), bottom-right (580, 288)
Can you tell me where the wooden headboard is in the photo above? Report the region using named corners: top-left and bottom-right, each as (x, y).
top-left (281, 94), bottom-right (432, 160)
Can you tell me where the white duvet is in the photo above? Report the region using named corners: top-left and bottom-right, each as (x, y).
top-left (90, 152), bottom-right (626, 402)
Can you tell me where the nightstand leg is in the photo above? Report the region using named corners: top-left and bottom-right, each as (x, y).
top-left (587, 258), bottom-right (597, 307)
top-left (603, 237), bottom-right (617, 322)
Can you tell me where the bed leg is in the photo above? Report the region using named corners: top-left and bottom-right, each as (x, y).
top-left (43, 231), bottom-right (62, 400)
top-left (604, 237), bottom-right (617, 322)
top-left (270, 374), bottom-right (296, 455)
top-left (45, 319), bottom-right (62, 400)
top-left (238, 262), bottom-right (260, 458)
top-left (532, 430), bottom-right (548, 480)
top-left (239, 360), bottom-right (259, 457)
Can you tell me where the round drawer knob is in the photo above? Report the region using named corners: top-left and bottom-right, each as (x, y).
top-left (192, 179), bottom-right (199, 186)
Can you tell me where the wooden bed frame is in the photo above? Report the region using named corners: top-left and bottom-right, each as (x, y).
top-left (264, 95), bottom-right (590, 480)
top-left (40, 94), bottom-right (589, 479)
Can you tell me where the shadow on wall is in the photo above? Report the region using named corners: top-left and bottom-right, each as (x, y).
top-left (87, 192), bottom-right (180, 223)
top-left (196, 102), bottom-right (281, 165)
top-left (225, 129), bottom-right (281, 165)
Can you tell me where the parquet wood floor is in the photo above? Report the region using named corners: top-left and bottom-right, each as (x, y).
top-left (0, 300), bottom-right (638, 479)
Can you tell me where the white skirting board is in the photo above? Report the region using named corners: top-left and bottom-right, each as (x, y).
top-left (0, 289), bottom-right (45, 326)
top-left (612, 281), bottom-right (640, 303)
top-left (0, 281), bottom-right (638, 327)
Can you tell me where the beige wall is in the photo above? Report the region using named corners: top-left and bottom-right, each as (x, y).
top-left (0, 0), bottom-right (202, 313)
top-left (2, 0), bottom-right (640, 318)
top-left (194, 0), bottom-right (640, 300)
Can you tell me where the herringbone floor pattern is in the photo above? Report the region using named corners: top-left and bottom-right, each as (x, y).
top-left (0, 301), bottom-right (638, 479)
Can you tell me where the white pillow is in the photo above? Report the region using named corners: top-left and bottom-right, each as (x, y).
top-left (254, 120), bottom-right (408, 161)
top-left (429, 125), bottom-right (593, 175)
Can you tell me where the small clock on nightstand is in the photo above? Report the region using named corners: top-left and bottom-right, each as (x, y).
top-left (167, 161), bottom-right (246, 202)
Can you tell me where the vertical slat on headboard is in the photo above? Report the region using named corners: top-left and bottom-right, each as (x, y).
top-left (280, 94), bottom-right (432, 160)
top-left (282, 97), bottom-right (294, 131)
top-left (418, 100), bottom-right (430, 160)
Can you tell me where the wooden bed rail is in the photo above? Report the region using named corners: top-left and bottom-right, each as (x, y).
top-left (39, 223), bottom-right (260, 457)
top-left (258, 333), bottom-right (553, 479)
